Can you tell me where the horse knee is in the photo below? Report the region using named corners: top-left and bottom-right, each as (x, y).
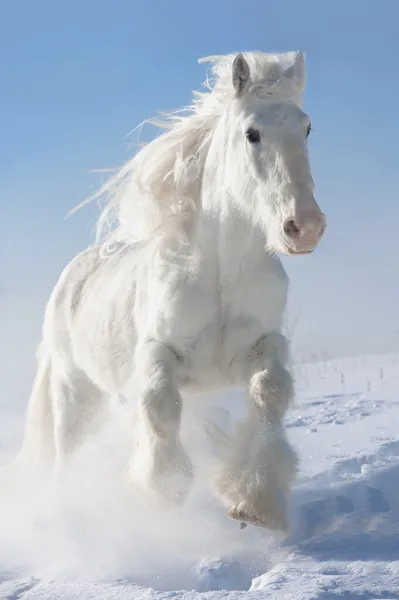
top-left (249, 361), bottom-right (294, 421)
top-left (141, 379), bottom-right (182, 437)
top-left (136, 341), bottom-right (180, 380)
top-left (134, 341), bottom-right (182, 437)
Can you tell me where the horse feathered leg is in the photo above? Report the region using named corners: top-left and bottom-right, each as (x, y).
top-left (127, 341), bottom-right (193, 507)
top-left (214, 333), bottom-right (297, 532)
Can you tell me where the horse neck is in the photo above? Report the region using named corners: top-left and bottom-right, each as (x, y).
top-left (197, 113), bottom-right (275, 278)
top-left (199, 189), bottom-right (278, 283)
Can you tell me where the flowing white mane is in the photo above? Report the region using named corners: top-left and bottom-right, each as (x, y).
top-left (73, 51), bottom-right (306, 249)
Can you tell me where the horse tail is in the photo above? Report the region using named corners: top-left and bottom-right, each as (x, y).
top-left (14, 345), bottom-right (55, 468)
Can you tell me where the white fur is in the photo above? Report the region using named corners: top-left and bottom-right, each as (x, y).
top-left (14, 51), bottom-right (326, 532)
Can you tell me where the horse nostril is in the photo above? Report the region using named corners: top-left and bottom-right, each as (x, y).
top-left (284, 219), bottom-right (301, 239)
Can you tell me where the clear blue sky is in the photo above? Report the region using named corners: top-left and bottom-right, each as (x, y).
top-left (2, 0), bottom-right (399, 380)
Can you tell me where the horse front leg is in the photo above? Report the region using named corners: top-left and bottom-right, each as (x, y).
top-left (214, 333), bottom-right (297, 532)
top-left (127, 341), bottom-right (193, 507)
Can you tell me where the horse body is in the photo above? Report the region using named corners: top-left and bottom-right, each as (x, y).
top-left (15, 50), bottom-right (326, 532)
top-left (43, 202), bottom-right (289, 392)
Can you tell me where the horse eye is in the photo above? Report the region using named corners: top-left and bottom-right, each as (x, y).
top-left (245, 127), bottom-right (261, 143)
top-left (306, 124), bottom-right (312, 138)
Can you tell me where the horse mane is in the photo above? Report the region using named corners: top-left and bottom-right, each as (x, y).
top-left (72, 51), bottom-right (305, 250)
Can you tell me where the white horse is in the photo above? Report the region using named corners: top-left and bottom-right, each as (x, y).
top-left (14, 51), bottom-right (326, 532)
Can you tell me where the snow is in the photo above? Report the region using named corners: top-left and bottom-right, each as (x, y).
top-left (1, 353), bottom-right (399, 599)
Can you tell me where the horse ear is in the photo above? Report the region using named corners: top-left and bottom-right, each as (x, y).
top-left (283, 51), bottom-right (306, 90)
top-left (232, 53), bottom-right (251, 94)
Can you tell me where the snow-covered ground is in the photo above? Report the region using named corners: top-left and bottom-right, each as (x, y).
top-left (0, 353), bottom-right (399, 599)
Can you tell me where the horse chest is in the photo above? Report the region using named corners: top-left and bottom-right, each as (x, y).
top-left (142, 245), bottom-right (288, 388)
top-left (170, 265), bottom-right (287, 387)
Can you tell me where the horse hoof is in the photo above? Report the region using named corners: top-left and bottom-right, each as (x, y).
top-left (228, 507), bottom-right (289, 534)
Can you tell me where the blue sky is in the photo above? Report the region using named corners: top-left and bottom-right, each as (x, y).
top-left (2, 0), bottom-right (399, 377)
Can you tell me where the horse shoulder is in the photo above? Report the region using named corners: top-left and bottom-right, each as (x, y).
top-left (43, 247), bottom-right (103, 346)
